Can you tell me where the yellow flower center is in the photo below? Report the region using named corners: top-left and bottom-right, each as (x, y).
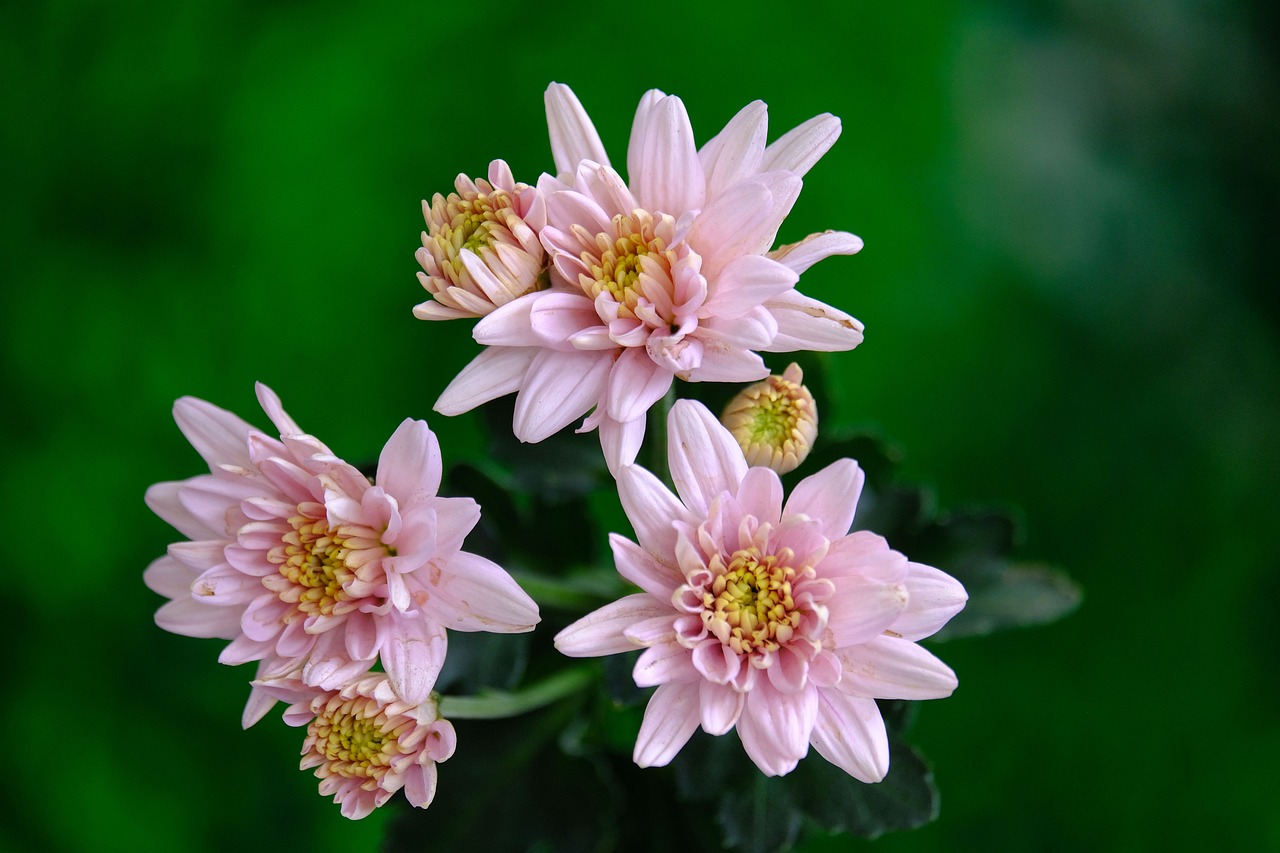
top-left (308, 697), bottom-right (401, 780)
top-left (431, 189), bottom-right (515, 274)
top-left (579, 211), bottom-right (674, 323)
top-left (704, 547), bottom-right (803, 655)
top-left (265, 502), bottom-right (387, 618)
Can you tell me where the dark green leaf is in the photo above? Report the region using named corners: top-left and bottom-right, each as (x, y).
top-left (934, 560), bottom-right (1082, 640)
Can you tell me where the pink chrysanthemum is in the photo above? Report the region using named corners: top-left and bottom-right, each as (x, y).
top-left (254, 672), bottom-right (457, 820)
top-left (436, 84), bottom-right (866, 473)
top-left (143, 383), bottom-right (539, 725)
top-left (413, 159), bottom-right (548, 320)
top-left (554, 400), bottom-right (967, 779)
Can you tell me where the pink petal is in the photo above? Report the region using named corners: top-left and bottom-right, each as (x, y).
top-left (809, 690), bottom-right (888, 782)
top-left (605, 347), bottom-right (674, 424)
top-left (626, 89), bottom-right (667, 182)
top-left (763, 290), bottom-right (864, 353)
top-left (761, 113), bottom-right (841, 178)
top-left (667, 399), bottom-right (748, 516)
top-left (434, 346), bottom-right (537, 416)
top-left (820, 532), bottom-right (908, 583)
top-left (617, 465), bottom-right (694, 559)
top-left (734, 467), bottom-right (783, 526)
top-left (703, 254), bottom-right (798, 316)
top-left (253, 382), bottom-right (304, 436)
top-left (699, 679), bottom-right (745, 735)
top-left (375, 419), bottom-right (442, 513)
top-left (403, 763), bottom-right (439, 809)
top-left (737, 681), bottom-right (817, 776)
top-left (691, 639), bottom-right (742, 685)
top-left (145, 480), bottom-right (220, 540)
top-left (512, 349), bottom-right (611, 442)
top-left (633, 681), bottom-right (701, 768)
top-left (629, 94), bottom-right (705, 216)
top-left (681, 342), bottom-right (769, 383)
top-left (784, 459), bottom-right (864, 540)
top-left (686, 180), bottom-right (774, 280)
top-left (827, 581), bottom-right (909, 648)
top-left (599, 413), bottom-right (646, 477)
top-left (240, 685), bottom-right (279, 729)
top-left (155, 597), bottom-right (241, 639)
top-left (173, 395), bottom-right (256, 471)
top-left (143, 554), bottom-right (196, 599)
top-left (381, 615), bottom-right (448, 703)
top-left (891, 562), bottom-right (968, 641)
top-left (545, 82), bottom-right (610, 177)
top-left (611, 533), bottom-right (682, 600)
top-left (555, 593), bottom-right (671, 657)
top-left (529, 291), bottom-right (605, 350)
top-left (473, 291), bottom-right (543, 348)
top-left (698, 99), bottom-right (768, 199)
top-left (634, 640), bottom-right (698, 687)
top-left (424, 551), bottom-right (539, 633)
top-left (836, 635), bottom-right (958, 700)
top-left (770, 230), bottom-right (863, 274)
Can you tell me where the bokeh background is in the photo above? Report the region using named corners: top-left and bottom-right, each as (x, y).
top-left (4, 0), bottom-right (1277, 850)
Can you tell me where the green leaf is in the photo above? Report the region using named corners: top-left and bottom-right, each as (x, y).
top-left (934, 560), bottom-right (1082, 640)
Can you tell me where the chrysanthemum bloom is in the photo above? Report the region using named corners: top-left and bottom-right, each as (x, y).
top-left (143, 383), bottom-right (539, 724)
top-left (722, 363), bottom-right (818, 475)
top-left (554, 400), bottom-right (967, 779)
top-left (436, 84), bottom-right (866, 473)
top-left (254, 673), bottom-right (456, 819)
top-left (413, 159), bottom-right (548, 320)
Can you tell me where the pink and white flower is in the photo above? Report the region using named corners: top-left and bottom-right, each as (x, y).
top-left (254, 672), bottom-right (457, 819)
top-left (554, 400), bottom-right (966, 779)
top-left (143, 383), bottom-right (539, 724)
top-left (436, 84), bottom-right (866, 473)
top-left (414, 159), bottom-right (548, 320)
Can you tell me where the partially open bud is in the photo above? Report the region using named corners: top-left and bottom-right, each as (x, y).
top-left (721, 363), bottom-right (818, 474)
top-left (413, 159), bottom-right (548, 320)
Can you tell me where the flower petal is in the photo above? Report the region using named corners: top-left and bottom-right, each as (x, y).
top-left (424, 551), bottom-right (539, 633)
top-left (737, 681), bottom-right (817, 776)
top-left (173, 395), bottom-right (256, 471)
top-left (512, 349), bottom-right (611, 442)
top-left (434, 346), bottom-right (537, 416)
top-left (617, 464), bottom-right (694, 559)
top-left (769, 230), bottom-right (863, 274)
top-left (375, 419), bottom-right (442, 512)
top-left (784, 459), bottom-right (864, 540)
top-left (827, 580), bottom-right (909, 648)
top-left (545, 82), bottom-right (610, 177)
top-left (892, 562), bottom-right (968, 641)
top-left (381, 615), bottom-right (448, 704)
top-left (763, 290), bottom-right (864, 353)
top-left (633, 681), bottom-right (701, 768)
top-left (629, 94), bottom-right (705, 216)
top-left (761, 113), bottom-right (841, 178)
top-left (699, 679), bottom-right (746, 736)
top-left (555, 593), bottom-right (671, 657)
top-left (698, 99), bottom-right (768, 199)
top-left (667, 400), bottom-right (748, 517)
top-left (611, 532), bottom-right (682, 600)
top-left (809, 690), bottom-right (888, 783)
top-left (836, 635), bottom-right (958, 700)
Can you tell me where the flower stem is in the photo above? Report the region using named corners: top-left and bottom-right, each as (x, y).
top-left (437, 665), bottom-right (595, 720)
top-left (649, 385), bottom-right (676, 488)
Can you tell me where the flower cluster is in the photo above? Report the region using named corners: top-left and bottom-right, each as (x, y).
top-left (144, 82), bottom-right (967, 823)
top-left (428, 84), bottom-right (865, 473)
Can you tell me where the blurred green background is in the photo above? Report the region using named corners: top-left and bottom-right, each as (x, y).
top-left (4, 0), bottom-right (1277, 850)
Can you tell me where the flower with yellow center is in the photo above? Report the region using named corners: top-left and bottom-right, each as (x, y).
top-left (414, 159), bottom-right (548, 320)
top-left (144, 383), bottom-right (540, 727)
top-left (722, 363), bottom-right (818, 474)
top-left (256, 673), bottom-right (457, 820)
top-left (435, 84), bottom-right (869, 476)
top-left (555, 400), bottom-right (967, 781)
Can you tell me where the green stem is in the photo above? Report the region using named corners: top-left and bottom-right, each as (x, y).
top-left (437, 665), bottom-right (595, 720)
top-left (648, 385), bottom-right (677, 488)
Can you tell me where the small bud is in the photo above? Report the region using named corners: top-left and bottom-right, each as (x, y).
top-left (721, 363), bottom-right (818, 474)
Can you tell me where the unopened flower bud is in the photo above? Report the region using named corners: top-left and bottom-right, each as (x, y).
top-left (413, 159), bottom-right (548, 320)
top-left (721, 363), bottom-right (818, 474)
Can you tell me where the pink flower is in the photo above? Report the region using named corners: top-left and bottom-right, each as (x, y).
top-left (554, 400), bottom-right (966, 779)
top-left (254, 672), bottom-right (457, 819)
top-left (436, 84), bottom-right (866, 473)
top-left (413, 159), bottom-right (548, 320)
top-left (143, 383), bottom-right (539, 725)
